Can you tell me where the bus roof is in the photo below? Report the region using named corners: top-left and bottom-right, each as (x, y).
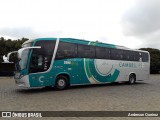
top-left (22, 38), bottom-right (149, 54)
top-left (34, 38), bottom-right (121, 49)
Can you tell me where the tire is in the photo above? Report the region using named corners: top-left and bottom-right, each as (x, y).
top-left (129, 74), bottom-right (136, 84)
top-left (55, 75), bottom-right (69, 90)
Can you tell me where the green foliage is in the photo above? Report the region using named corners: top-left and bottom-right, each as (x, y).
top-left (139, 48), bottom-right (160, 73)
top-left (0, 37), bottom-right (28, 63)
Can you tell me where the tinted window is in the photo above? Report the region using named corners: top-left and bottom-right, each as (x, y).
top-left (110, 49), bottom-right (123, 60)
top-left (29, 40), bottom-right (56, 73)
top-left (32, 41), bottom-right (55, 56)
top-left (96, 47), bottom-right (110, 59)
top-left (56, 42), bottom-right (77, 59)
top-left (78, 44), bottom-right (95, 58)
top-left (123, 50), bottom-right (149, 62)
top-left (142, 52), bottom-right (149, 62)
top-left (134, 52), bottom-right (141, 61)
top-left (123, 50), bottom-right (134, 61)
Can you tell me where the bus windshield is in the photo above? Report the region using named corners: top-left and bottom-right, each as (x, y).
top-left (19, 49), bottom-right (30, 70)
top-left (16, 42), bottom-right (33, 71)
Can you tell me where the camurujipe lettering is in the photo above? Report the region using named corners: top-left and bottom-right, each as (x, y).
top-left (119, 62), bottom-right (142, 68)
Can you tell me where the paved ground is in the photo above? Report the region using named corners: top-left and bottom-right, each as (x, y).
top-left (0, 75), bottom-right (160, 119)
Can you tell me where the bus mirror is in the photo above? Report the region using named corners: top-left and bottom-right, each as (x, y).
top-left (6, 51), bottom-right (18, 62)
top-left (3, 55), bottom-right (9, 63)
top-left (18, 46), bottom-right (41, 59)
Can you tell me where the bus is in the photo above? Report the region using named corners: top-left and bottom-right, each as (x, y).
top-left (7, 38), bottom-right (150, 90)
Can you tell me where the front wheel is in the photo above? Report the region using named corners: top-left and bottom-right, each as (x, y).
top-left (55, 76), bottom-right (69, 90)
top-left (129, 74), bottom-right (136, 84)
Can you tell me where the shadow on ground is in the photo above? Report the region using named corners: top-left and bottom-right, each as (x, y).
top-left (16, 81), bottom-right (148, 94)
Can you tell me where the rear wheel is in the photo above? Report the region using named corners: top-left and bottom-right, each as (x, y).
top-left (55, 75), bottom-right (69, 90)
top-left (129, 74), bottom-right (136, 84)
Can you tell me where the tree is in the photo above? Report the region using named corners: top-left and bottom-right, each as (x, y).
top-left (139, 48), bottom-right (160, 73)
top-left (0, 37), bottom-right (28, 63)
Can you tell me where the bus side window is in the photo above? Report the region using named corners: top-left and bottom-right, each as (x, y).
top-left (134, 52), bottom-right (139, 61)
top-left (110, 49), bottom-right (123, 60)
top-left (139, 57), bottom-right (142, 62)
top-left (96, 47), bottom-right (110, 59)
top-left (142, 52), bottom-right (149, 62)
top-left (78, 44), bottom-right (95, 58)
top-left (105, 48), bottom-right (110, 59)
top-left (56, 42), bottom-right (77, 59)
top-left (129, 51), bottom-right (135, 61)
top-left (96, 47), bottom-right (106, 59)
top-left (123, 50), bottom-right (129, 61)
top-left (123, 50), bottom-right (135, 61)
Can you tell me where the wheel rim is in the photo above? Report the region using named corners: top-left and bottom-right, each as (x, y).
top-left (58, 79), bottom-right (65, 87)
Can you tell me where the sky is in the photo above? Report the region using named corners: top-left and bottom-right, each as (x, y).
top-left (0, 0), bottom-right (160, 49)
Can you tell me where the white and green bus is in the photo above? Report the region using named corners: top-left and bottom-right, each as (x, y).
top-left (8, 38), bottom-right (150, 90)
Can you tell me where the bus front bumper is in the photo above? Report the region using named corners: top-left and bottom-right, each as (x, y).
top-left (15, 75), bottom-right (30, 87)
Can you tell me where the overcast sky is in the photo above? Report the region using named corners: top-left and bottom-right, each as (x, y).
top-left (0, 0), bottom-right (160, 49)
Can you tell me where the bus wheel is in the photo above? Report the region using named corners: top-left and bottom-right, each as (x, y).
top-left (55, 76), bottom-right (69, 90)
top-left (129, 74), bottom-right (136, 84)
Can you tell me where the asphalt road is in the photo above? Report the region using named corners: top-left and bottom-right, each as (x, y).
top-left (0, 75), bottom-right (160, 119)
